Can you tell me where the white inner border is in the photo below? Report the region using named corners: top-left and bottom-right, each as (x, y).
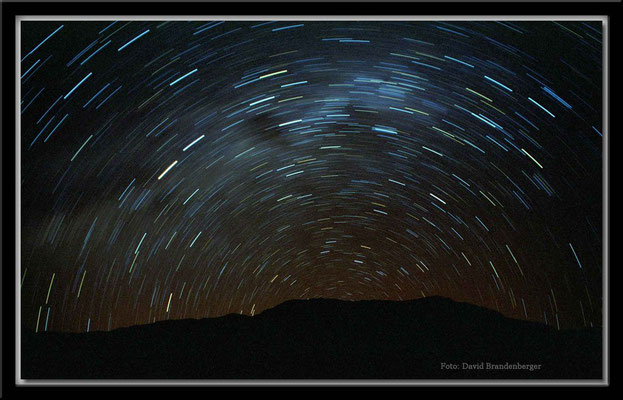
top-left (15, 15), bottom-right (609, 387)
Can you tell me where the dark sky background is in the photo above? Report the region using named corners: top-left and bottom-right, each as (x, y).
top-left (20, 20), bottom-right (602, 333)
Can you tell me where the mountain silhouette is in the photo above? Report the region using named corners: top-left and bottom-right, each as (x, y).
top-left (21, 296), bottom-right (602, 379)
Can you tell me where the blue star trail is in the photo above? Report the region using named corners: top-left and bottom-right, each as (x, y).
top-left (20, 20), bottom-right (602, 333)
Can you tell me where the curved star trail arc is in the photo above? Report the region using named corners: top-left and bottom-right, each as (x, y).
top-left (20, 20), bottom-right (602, 333)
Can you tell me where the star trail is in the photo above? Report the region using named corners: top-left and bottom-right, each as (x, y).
top-left (20, 20), bottom-right (603, 333)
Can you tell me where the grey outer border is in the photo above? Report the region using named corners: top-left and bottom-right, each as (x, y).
top-left (15, 15), bottom-right (609, 386)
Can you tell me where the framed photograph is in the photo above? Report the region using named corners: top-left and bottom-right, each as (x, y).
top-left (2, 0), bottom-right (614, 389)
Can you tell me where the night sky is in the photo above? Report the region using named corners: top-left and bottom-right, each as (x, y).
top-left (20, 20), bottom-right (603, 333)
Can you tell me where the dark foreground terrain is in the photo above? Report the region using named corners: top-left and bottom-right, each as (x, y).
top-left (22, 296), bottom-right (602, 380)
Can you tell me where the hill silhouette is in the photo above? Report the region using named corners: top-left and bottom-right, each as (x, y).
top-left (21, 296), bottom-right (602, 379)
